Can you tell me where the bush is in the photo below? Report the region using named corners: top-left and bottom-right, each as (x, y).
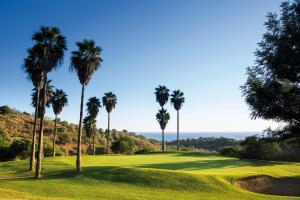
top-left (57, 132), bottom-right (70, 144)
top-left (43, 141), bottom-right (64, 157)
top-left (111, 137), bottom-right (137, 154)
top-left (95, 146), bottom-right (106, 154)
top-left (135, 145), bottom-right (156, 154)
top-left (23, 111), bottom-right (30, 116)
top-left (219, 146), bottom-right (241, 157)
top-left (0, 145), bottom-right (11, 161)
top-left (0, 128), bottom-right (10, 146)
top-left (181, 146), bottom-right (195, 151)
top-left (9, 138), bottom-right (31, 159)
top-left (0, 105), bottom-right (14, 115)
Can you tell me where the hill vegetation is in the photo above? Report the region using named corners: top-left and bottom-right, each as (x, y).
top-left (167, 137), bottom-right (239, 151)
top-left (0, 105), bottom-right (159, 161)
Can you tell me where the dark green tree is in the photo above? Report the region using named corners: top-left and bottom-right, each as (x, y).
top-left (156, 108), bottom-right (170, 151)
top-left (241, 1), bottom-right (300, 142)
top-left (102, 92), bottom-right (117, 154)
top-left (31, 26), bottom-right (67, 178)
top-left (51, 89), bottom-right (68, 157)
top-left (22, 47), bottom-right (44, 171)
top-left (70, 39), bottom-right (102, 171)
top-left (170, 90), bottom-right (185, 151)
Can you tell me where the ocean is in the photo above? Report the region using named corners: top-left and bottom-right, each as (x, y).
top-left (137, 132), bottom-right (261, 141)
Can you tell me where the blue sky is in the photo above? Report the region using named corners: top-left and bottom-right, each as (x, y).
top-left (0, 0), bottom-right (282, 132)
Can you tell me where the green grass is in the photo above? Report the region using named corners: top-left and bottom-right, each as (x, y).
top-left (0, 152), bottom-right (299, 200)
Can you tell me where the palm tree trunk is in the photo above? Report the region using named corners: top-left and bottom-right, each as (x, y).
top-left (35, 74), bottom-right (47, 178)
top-left (93, 132), bottom-right (96, 155)
top-left (107, 113), bottom-right (110, 154)
top-left (29, 88), bottom-right (39, 171)
top-left (52, 114), bottom-right (57, 157)
top-left (177, 110), bottom-right (179, 151)
top-left (162, 129), bottom-right (165, 151)
top-left (76, 84), bottom-right (85, 172)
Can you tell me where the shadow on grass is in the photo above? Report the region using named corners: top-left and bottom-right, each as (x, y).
top-left (43, 166), bottom-right (215, 191)
top-left (136, 159), bottom-right (285, 171)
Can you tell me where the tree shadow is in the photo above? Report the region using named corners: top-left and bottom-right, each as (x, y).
top-left (136, 159), bottom-right (285, 171)
top-left (43, 166), bottom-right (215, 191)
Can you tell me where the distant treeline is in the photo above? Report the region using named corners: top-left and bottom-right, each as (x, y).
top-left (167, 137), bottom-right (239, 151)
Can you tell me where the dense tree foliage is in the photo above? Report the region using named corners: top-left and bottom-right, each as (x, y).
top-left (168, 137), bottom-right (239, 151)
top-left (111, 137), bottom-right (137, 154)
top-left (241, 1), bottom-right (300, 141)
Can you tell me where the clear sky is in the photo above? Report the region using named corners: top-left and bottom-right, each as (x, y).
top-left (0, 0), bottom-right (282, 133)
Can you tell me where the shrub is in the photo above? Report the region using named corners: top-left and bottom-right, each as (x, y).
top-left (181, 146), bottom-right (195, 151)
top-left (43, 140), bottom-right (64, 157)
top-left (0, 105), bottom-right (14, 115)
top-left (0, 128), bottom-right (10, 146)
top-left (95, 146), bottom-right (106, 154)
top-left (111, 137), bottom-right (137, 154)
top-left (57, 132), bottom-right (70, 144)
top-left (9, 138), bottom-right (31, 159)
top-left (135, 145), bottom-right (156, 154)
top-left (219, 146), bottom-right (241, 157)
top-left (0, 145), bottom-right (11, 161)
top-left (23, 111), bottom-right (30, 116)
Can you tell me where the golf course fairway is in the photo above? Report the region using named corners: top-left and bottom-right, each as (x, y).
top-left (0, 152), bottom-right (299, 200)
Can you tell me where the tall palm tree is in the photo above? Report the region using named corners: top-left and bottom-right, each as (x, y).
top-left (156, 108), bottom-right (170, 151)
top-left (155, 85), bottom-right (170, 108)
top-left (155, 85), bottom-right (170, 150)
top-left (32, 26), bottom-right (67, 178)
top-left (102, 92), bottom-right (117, 154)
top-left (51, 89), bottom-right (68, 157)
top-left (23, 48), bottom-right (44, 172)
top-left (70, 39), bottom-right (102, 171)
top-left (86, 97), bottom-right (101, 155)
top-left (170, 90), bottom-right (185, 151)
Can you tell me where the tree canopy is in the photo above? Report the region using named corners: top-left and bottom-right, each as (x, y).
top-left (241, 1), bottom-right (300, 141)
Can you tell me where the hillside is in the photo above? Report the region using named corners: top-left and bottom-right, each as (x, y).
top-left (0, 105), bottom-right (159, 155)
top-left (0, 152), bottom-right (299, 199)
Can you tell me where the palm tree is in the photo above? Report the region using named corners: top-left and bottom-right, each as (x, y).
top-left (86, 97), bottom-right (101, 155)
top-left (155, 85), bottom-right (170, 108)
top-left (156, 108), bottom-right (170, 151)
top-left (22, 48), bottom-right (44, 172)
top-left (51, 89), bottom-right (68, 157)
top-left (31, 80), bottom-right (54, 116)
top-left (70, 39), bottom-right (102, 171)
top-left (83, 115), bottom-right (97, 154)
top-left (155, 85), bottom-right (170, 150)
top-left (32, 26), bottom-right (67, 178)
top-left (102, 92), bottom-right (117, 154)
top-left (170, 90), bottom-right (185, 151)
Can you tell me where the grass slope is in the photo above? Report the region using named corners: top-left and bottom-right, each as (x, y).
top-left (0, 152), bottom-right (299, 200)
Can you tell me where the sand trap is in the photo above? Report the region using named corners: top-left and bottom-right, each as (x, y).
top-left (235, 175), bottom-right (300, 197)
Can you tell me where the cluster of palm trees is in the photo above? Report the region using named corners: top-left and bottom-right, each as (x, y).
top-left (22, 26), bottom-right (117, 178)
top-left (83, 92), bottom-right (117, 156)
top-left (155, 85), bottom-right (185, 151)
